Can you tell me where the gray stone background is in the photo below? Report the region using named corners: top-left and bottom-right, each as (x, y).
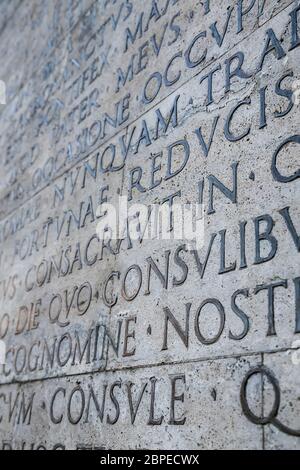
top-left (0, 0), bottom-right (299, 450)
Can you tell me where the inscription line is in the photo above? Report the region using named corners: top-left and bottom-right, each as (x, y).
top-left (0, 346), bottom-right (293, 387)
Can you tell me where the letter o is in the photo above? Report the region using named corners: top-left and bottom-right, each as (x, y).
top-left (142, 72), bottom-right (162, 104)
top-left (19, 236), bottom-right (30, 260)
top-left (28, 342), bottom-right (40, 372)
top-left (25, 266), bottom-right (36, 292)
top-left (32, 168), bottom-right (43, 190)
top-left (76, 282), bottom-right (92, 315)
top-left (87, 120), bottom-right (102, 148)
top-left (67, 386), bottom-right (85, 425)
top-left (164, 52), bottom-right (182, 87)
top-left (194, 299), bottom-right (225, 345)
top-left (100, 144), bottom-right (116, 173)
top-left (43, 157), bottom-right (55, 182)
top-left (36, 260), bottom-right (48, 287)
top-left (121, 265), bottom-right (142, 301)
top-left (0, 314), bottom-right (9, 339)
top-left (85, 34), bottom-right (96, 60)
top-left (57, 333), bottom-right (72, 367)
